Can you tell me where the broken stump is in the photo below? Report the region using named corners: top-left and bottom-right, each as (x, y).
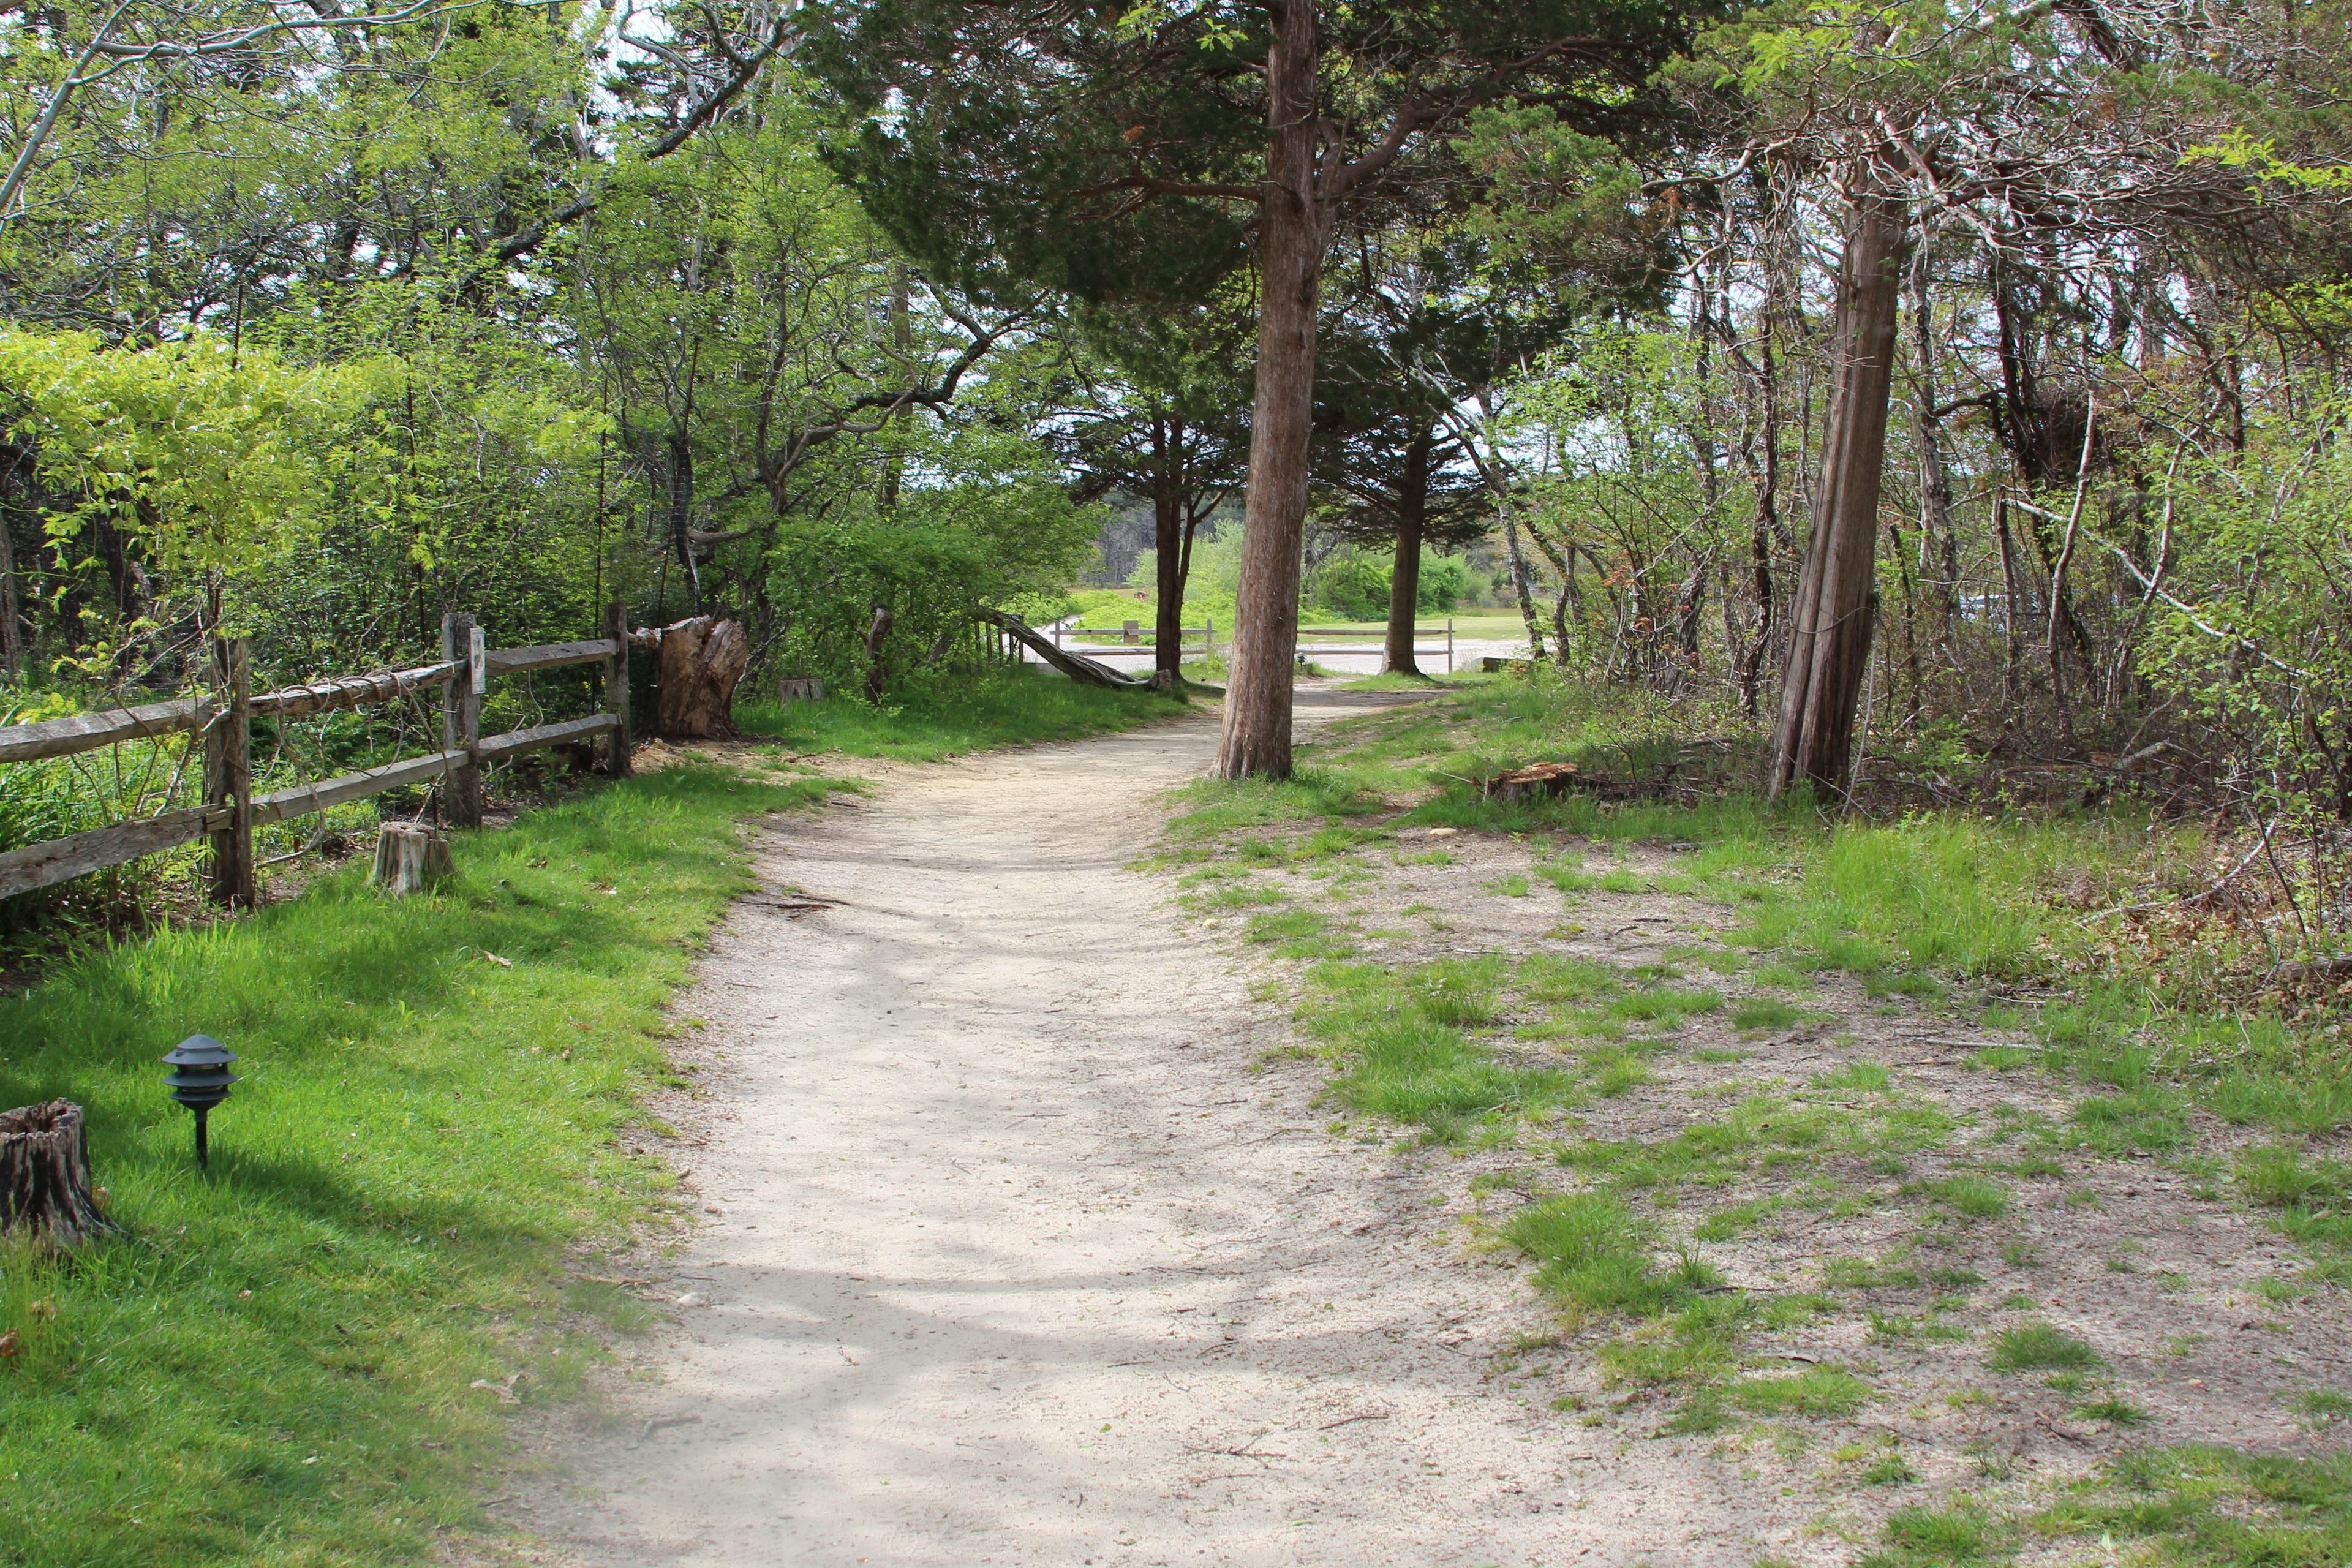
top-left (1482, 761), bottom-right (1583, 803)
top-left (777, 676), bottom-right (825, 706)
top-left (0, 1100), bottom-right (114, 1247)
top-left (655, 616), bottom-right (750, 739)
top-left (371, 823), bottom-right (454, 895)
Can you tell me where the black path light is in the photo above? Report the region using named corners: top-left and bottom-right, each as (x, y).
top-left (162, 1035), bottom-right (239, 1173)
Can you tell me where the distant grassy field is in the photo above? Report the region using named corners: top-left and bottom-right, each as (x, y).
top-left (734, 666), bottom-right (1191, 761)
top-left (1297, 613), bottom-right (1531, 639)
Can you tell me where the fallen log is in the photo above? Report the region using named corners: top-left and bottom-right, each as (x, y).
top-left (975, 608), bottom-right (1153, 690)
top-left (0, 1101), bottom-right (114, 1248)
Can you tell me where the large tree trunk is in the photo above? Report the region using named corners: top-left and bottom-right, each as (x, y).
top-left (1215, 0), bottom-right (1324, 780)
top-left (0, 1101), bottom-right (113, 1248)
top-left (1384, 440), bottom-right (1428, 676)
top-left (655, 616), bottom-right (750, 738)
top-left (0, 444), bottom-right (24, 679)
top-left (1767, 174), bottom-right (1910, 801)
top-left (1152, 429), bottom-right (1186, 690)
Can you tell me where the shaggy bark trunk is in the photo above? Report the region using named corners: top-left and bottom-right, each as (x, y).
top-left (1768, 175), bottom-right (1910, 801)
top-left (1215, 0), bottom-right (1324, 779)
top-left (1384, 442), bottom-right (1428, 676)
top-left (1152, 424), bottom-right (1186, 690)
top-left (0, 1101), bottom-right (113, 1248)
top-left (655, 616), bottom-right (750, 737)
top-left (0, 446), bottom-right (23, 679)
top-left (861, 605), bottom-right (892, 706)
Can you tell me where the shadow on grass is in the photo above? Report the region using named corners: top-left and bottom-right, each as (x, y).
top-left (0, 762), bottom-right (824, 1567)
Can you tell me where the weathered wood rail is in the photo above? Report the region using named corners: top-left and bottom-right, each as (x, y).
top-left (0, 602), bottom-right (636, 907)
top-left (1039, 619), bottom-right (1455, 672)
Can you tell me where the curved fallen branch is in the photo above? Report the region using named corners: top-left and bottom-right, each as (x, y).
top-left (975, 608), bottom-right (1153, 691)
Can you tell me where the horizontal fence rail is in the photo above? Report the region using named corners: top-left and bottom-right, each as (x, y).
top-left (0, 604), bottom-right (635, 906)
top-left (1036, 618), bottom-right (1457, 671)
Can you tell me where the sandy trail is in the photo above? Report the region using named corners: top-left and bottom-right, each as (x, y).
top-left (516, 692), bottom-right (1792, 1567)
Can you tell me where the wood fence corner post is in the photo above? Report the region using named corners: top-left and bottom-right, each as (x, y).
top-left (440, 611), bottom-right (483, 828)
top-left (603, 598), bottom-right (632, 777)
top-left (204, 635), bottom-right (255, 908)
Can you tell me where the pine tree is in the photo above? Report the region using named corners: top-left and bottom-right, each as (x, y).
top-left (805, 0), bottom-right (1700, 776)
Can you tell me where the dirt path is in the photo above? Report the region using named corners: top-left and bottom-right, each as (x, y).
top-left (509, 692), bottom-right (1796, 1567)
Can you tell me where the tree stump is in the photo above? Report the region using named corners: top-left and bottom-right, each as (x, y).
top-left (777, 676), bottom-right (825, 705)
top-left (0, 1101), bottom-right (114, 1247)
top-left (371, 823), bottom-right (453, 895)
top-left (1481, 761), bottom-right (1583, 803)
top-left (655, 617), bottom-right (750, 738)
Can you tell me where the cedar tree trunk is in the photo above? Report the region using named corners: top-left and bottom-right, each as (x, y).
top-left (1215, 0), bottom-right (1325, 779)
top-left (1767, 176), bottom-right (1910, 801)
top-left (1153, 435), bottom-right (1186, 690)
top-left (1384, 440), bottom-right (1428, 676)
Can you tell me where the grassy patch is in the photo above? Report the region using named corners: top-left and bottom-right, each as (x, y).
top-left (737, 665), bottom-right (1188, 761)
top-left (1929, 1176), bottom-right (2013, 1220)
top-left (1861, 1503), bottom-right (2005, 1567)
top-left (1988, 1322), bottom-right (2101, 1372)
top-left (1504, 1194), bottom-right (1686, 1317)
top-left (1732, 997), bottom-right (1808, 1031)
top-left (1732, 1367), bottom-right (1871, 1417)
top-left (1300, 958), bottom-right (1570, 1138)
top-left (0, 763), bottom-right (827, 1567)
top-left (2040, 1446), bottom-right (2352, 1565)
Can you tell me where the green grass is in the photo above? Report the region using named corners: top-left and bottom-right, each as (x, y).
top-left (1730, 997), bottom-right (1806, 1031)
top-left (0, 763), bottom-right (832, 1567)
top-left (1732, 1367), bottom-right (1871, 1416)
top-left (1988, 1322), bottom-right (2101, 1371)
top-left (736, 665), bottom-right (1188, 761)
top-left (1929, 1176), bottom-right (2013, 1220)
top-left (2039, 1446), bottom-right (2352, 1565)
top-left (1861, 1503), bottom-right (2005, 1567)
top-left (1300, 959), bottom-right (1571, 1137)
top-left (1504, 1194), bottom-right (1685, 1317)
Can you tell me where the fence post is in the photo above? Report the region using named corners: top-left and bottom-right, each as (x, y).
top-left (204, 635), bottom-right (256, 908)
top-left (1447, 617), bottom-right (1455, 674)
top-left (1205, 616), bottom-right (1216, 660)
top-left (440, 611), bottom-right (483, 828)
top-left (602, 598), bottom-right (632, 778)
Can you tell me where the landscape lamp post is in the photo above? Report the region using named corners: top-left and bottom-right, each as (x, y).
top-left (162, 1034), bottom-right (239, 1173)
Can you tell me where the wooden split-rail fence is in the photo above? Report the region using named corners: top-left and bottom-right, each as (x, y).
top-left (1047, 619), bottom-right (1219, 660)
top-left (1042, 619), bottom-right (1454, 671)
top-left (1291, 622), bottom-right (1455, 672)
top-left (0, 601), bottom-right (647, 909)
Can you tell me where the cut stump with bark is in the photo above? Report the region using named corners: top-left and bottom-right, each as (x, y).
top-left (655, 617), bottom-right (750, 738)
top-left (777, 676), bottom-right (825, 705)
top-left (371, 823), bottom-right (453, 895)
top-left (1479, 761), bottom-right (1670, 805)
top-left (0, 1100), bottom-right (115, 1247)
top-left (1482, 762), bottom-right (1583, 803)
